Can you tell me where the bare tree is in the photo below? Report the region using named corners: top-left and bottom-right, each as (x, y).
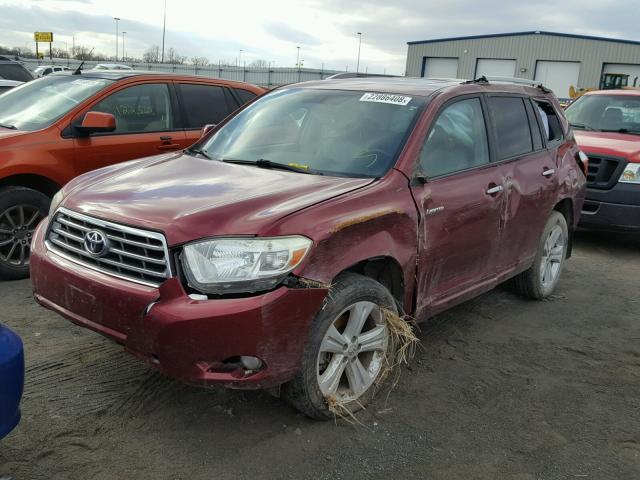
top-left (72, 45), bottom-right (94, 61)
top-left (167, 47), bottom-right (186, 64)
top-left (143, 45), bottom-right (160, 63)
top-left (51, 47), bottom-right (69, 59)
top-left (191, 56), bottom-right (209, 67)
top-left (249, 59), bottom-right (269, 68)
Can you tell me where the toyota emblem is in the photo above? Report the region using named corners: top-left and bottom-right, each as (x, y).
top-left (83, 230), bottom-right (109, 257)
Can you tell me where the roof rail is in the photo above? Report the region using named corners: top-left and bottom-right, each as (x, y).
top-left (326, 72), bottom-right (399, 80)
top-left (465, 76), bottom-right (551, 92)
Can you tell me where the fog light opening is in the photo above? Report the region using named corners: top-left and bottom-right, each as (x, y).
top-left (240, 356), bottom-right (263, 371)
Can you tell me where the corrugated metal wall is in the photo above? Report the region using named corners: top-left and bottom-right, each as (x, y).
top-left (406, 33), bottom-right (640, 89)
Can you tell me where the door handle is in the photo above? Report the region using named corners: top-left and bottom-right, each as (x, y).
top-left (542, 168), bottom-right (555, 177)
top-left (486, 185), bottom-right (504, 195)
top-left (157, 143), bottom-right (181, 150)
top-left (160, 135), bottom-right (172, 141)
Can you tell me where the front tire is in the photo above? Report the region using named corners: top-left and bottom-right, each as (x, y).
top-left (512, 211), bottom-right (569, 300)
top-left (0, 187), bottom-right (50, 280)
top-left (283, 272), bottom-right (397, 420)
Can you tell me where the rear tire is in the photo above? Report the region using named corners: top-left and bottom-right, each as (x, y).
top-left (283, 272), bottom-right (397, 420)
top-left (0, 187), bottom-right (50, 280)
top-left (512, 211), bottom-right (568, 300)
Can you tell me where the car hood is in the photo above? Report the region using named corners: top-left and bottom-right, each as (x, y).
top-left (574, 131), bottom-right (640, 163)
top-left (62, 153), bottom-right (374, 246)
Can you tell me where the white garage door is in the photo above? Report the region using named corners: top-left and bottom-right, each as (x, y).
top-left (423, 57), bottom-right (458, 78)
top-left (603, 63), bottom-right (640, 87)
top-left (534, 61), bottom-right (580, 100)
top-left (475, 59), bottom-right (516, 78)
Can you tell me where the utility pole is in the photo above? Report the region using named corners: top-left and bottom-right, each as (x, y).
top-left (239, 49), bottom-right (243, 68)
top-left (161, 0), bottom-right (167, 63)
top-left (122, 32), bottom-right (126, 61)
top-left (296, 46), bottom-right (300, 68)
top-left (114, 17), bottom-right (120, 60)
top-left (356, 32), bottom-right (362, 74)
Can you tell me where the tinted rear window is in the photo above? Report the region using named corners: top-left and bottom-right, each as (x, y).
top-left (179, 83), bottom-right (231, 128)
top-left (235, 88), bottom-right (258, 104)
top-left (0, 63), bottom-right (33, 82)
top-left (487, 96), bottom-right (533, 159)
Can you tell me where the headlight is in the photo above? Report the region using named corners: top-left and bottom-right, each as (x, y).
top-left (181, 236), bottom-right (312, 294)
top-left (48, 190), bottom-right (64, 218)
top-left (619, 163), bottom-right (640, 184)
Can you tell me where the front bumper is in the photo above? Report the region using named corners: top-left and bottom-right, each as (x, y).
top-left (30, 220), bottom-right (328, 389)
top-left (579, 182), bottom-right (640, 232)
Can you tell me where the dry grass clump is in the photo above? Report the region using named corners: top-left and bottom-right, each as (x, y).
top-left (325, 307), bottom-right (419, 424)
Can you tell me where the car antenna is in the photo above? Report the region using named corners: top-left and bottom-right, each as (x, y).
top-left (73, 48), bottom-right (94, 75)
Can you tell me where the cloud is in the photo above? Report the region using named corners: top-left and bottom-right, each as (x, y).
top-left (263, 21), bottom-right (322, 46)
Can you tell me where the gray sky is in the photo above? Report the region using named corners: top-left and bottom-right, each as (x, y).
top-left (1, 0), bottom-right (638, 74)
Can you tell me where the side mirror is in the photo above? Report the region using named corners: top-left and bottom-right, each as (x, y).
top-left (200, 123), bottom-right (217, 138)
top-left (75, 111), bottom-right (116, 136)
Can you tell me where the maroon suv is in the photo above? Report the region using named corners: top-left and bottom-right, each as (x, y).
top-left (30, 77), bottom-right (586, 418)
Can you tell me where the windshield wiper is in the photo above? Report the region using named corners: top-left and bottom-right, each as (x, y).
top-left (600, 128), bottom-right (640, 135)
top-left (0, 123), bottom-right (16, 130)
top-left (186, 146), bottom-right (215, 160)
top-left (570, 122), bottom-right (596, 131)
top-left (223, 158), bottom-right (320, 175)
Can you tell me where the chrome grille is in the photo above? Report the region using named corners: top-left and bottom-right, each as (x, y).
top-left (46, 207), bottom-right (171, 287)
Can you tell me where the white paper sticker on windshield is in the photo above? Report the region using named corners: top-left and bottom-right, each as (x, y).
top-left (360, 92), bottom-right (412, 106)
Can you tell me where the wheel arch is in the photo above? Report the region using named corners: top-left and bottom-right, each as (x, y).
top-left (340, 256), bottom-right (406, 313)
top-left (0, 174), bottom-right (61, 198)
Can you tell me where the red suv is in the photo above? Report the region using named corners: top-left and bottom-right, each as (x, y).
top-left (565, 89), bottom-right (640, 231)
top-left (30, 77), bottom-right (586, 418)
top-left (0, 71), bottom-right (264, 279)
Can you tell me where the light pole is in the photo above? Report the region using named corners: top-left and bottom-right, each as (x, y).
top-left (356, 32), bottom-right (362, 74)
top-left (238, 49), bottom-right (243, 68)
top-left (122, 32), bottom-right (126, 62)
top-left (114, 17), bottom-right (120, 60)
top-left (161, 0), bottom-right (167, 63)
top-left (296, 46), bottom-right (300, 68)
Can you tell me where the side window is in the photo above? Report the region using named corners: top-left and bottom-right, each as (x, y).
top-left (234, 88), bottom-right (258, 105)
top-left (418, 97), bottom-right (490, 178)
top-left (178, 84), bottom-right (231, 128)
top-left (534, 100), bottom-right (563, 143)
top-left (91, 83), bottom-right (173, 134)
top-left (487, 96), bottom-right (533, 159)
top-left (524, 99), bottom-right (544, 150)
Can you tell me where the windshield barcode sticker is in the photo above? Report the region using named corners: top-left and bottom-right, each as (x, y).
top-left (360, 93), bottom-right (412, 106)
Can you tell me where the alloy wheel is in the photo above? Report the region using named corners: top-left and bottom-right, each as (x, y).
top-left (316, 301), bottom-right (389, 402)
top-left (0, 205), bottom-right (43, 267)
top-left (540, 224), bottom-right (565, 288)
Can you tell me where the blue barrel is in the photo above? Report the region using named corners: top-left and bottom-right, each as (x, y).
top-left (0, 324), bottom-right (24, 439)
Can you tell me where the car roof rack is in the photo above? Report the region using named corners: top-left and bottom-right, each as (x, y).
top-left (464, 75), bottom-right (551, 92)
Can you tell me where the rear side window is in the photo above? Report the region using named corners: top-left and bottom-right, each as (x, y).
top-left (487, 97), bottom-right (533, 159)
top-left (235, 88), bottom-right (258, 104)
top-left (178, 83), bottom-right (232, 128)
top-left (419, 97), bottom-right (490, 178)
top-left (534, 100), bottom-right (563, 143)
top-left (524, 99), bottom-right (544, 150)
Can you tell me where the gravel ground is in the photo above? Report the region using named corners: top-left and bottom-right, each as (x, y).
top-left (1, 231), bottom-right (639, 480)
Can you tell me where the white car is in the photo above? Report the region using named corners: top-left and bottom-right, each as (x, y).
top-left (0, 79), bottom-right (23, 95)
top-left (92, 63), bottom-right (133, 70)
top-left (33, 65), bottom-right (71, 77)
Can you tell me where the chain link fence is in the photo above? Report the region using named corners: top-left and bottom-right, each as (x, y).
top-left (21, 58), bottom-right (343, 87)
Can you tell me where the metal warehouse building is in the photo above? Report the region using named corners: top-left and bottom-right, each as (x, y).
top-left (405, 31), bottom-right (640, 100)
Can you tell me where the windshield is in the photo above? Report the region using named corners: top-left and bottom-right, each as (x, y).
top-left (565, 94), bottom-right (640, 134)
top-left (199, 88), bottom-right (426, 177)
top-left (0, 75), bottom-right (114, 131)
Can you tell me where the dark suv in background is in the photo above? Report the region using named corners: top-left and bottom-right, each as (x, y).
top-left (31, 76), bottom-right (586, 419)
